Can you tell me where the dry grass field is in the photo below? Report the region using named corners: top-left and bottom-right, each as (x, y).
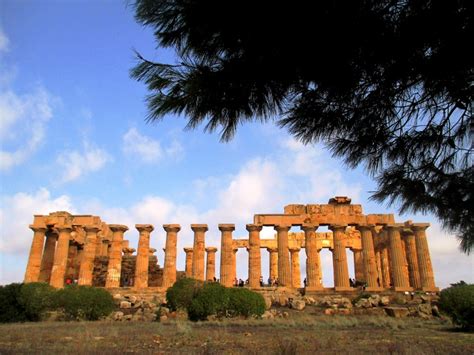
top-left (0, 313), bottom-right (473, 354)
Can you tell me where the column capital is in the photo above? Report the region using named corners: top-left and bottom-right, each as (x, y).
top-left (246, 224), bottom-right (263, 232)
top-left (55, 224), bottom-right (73, 233)
top-left (233, 248), bottom-right (239, 253)
top-left (411, 223), bottom-right (430, 232)
top-left (301, 223), bottom-right (319, 232)
top-left (84, 225), bottom-right (100, 234)
top-left (149, 248), bottom-right (157, 255)
top-left (289, 247), bottom-right (301, 252)
top-left (401, 227), bottom-right (415, 236)
top-left (218, 224), bottom-right (235, 232)
top-left (109, 224), bottom-right (129, 232)
top-left (266, 247), bottom-right (278, 253)
top-left (184, 247), bottom-right (194, 253)
top-left (329, 224), bottom-right (347, 232)
top-left (206, 247), bottom-right (218, 253)
top-left (136, 224), bottom-right (154, 233)
top-left (163, 224), bottom-right (181, 233)
top-left (192, 224), bottom-right (209, 232)
top-left (385, 223), bottom-right (404, 232)
top-left (355, 224), bottom-right (375, 231)
top-left (274, 224), bottom-right (291, 232)
top-left (29, 225), bottom-right (47, 233)
top-left (122, 247), bottom-right (135, 256)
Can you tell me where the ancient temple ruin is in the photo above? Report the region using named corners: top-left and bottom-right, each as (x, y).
top-left (24, 197), bottom-right (438, 292)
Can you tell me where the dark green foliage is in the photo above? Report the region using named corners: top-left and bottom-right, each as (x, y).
top-left (18, 282), bottom-right (56, 321)
top-left (438, 283), bottom-right (474, 330)
top-left (54, 285), bottom-right (115, 321)
top-left (0, 283), bottom-right (27, 323)
top-left (227, 287), bottom-right (266, 318)
top-left (352, 292), bottom-right (372, 305)
top-left (166, 277), bottom-right (204, 311)
top-left (131, 0), bottom-right (474, 251)
top-left (187, 282), bottom-right (229, 321)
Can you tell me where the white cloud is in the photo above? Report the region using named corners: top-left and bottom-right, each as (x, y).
top-left (0, 87), bottom-right (54, 171)
top-left (0, 27), bottom-right (9, 53)
top-left (56, 142), bottom-right (111, 183)
top-left (0, 188), bottom-right (74, 255)
top-left (122, 128), bottom-right (184, 163)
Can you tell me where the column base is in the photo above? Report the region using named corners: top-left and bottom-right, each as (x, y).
top-left (364, 287), bottom-right (384, 292)
top-left (392, 286), bottom-right (413, 292)
top-left (334, 286), bottom-right (354, 292)
top-left (421, 287), bottom-right (439, 292)
top-left (305, 286), bottom-right (324, 291)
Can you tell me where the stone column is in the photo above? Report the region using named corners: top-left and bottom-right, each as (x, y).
top-left (162, 224), bottom-right (181, 288)
top-left (302, 224), bottom-right (322, 290)
top-left (375, 249), bottom-right (383, 287)
top-left (329, 224), bottom-right (351, 290)
top-left (353, 250), bottom-right (364, 282)
top-left (219, 224), bottom-right (235, 287)
top-left (267, 247), bottom-right (278, 282)
top-left (387, 224), bottom-right (412, 291)
top-left (412, 224), bottom-right (438, 291)
top-left (275, 224), bottom-right (291, 287)
top-left (184, 248), bottom-right (194, 277)
top-left (247, 224), bottom-right (263, 288)
top-left (24, 225), bottom-right (47, 283)
top-left (205, 247), bottom-right (218, 281)
top-left (134, 224), bottom-right (154, 289)
top-left (105, 224), bottom-right (128, 288)
top-left (402, 229), bottom-right (421, 289)
top-left (191, 224), bottom-right (208, 280)
top-left (39, 231), bottom-right (57, 283)
top-left (381, 247), bottom-right (391, 288)
top-left (231, 248), bottom-right (238, 283)
top-left (78, 226), bottom-right (99, 286)
top-left (50, 225), bottom-right (72, 288)
top-left (289, 247), bottom-right (301, 288)
top-left (357, 225), bottom-right (380, 290)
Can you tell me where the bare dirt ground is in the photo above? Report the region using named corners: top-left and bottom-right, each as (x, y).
top-left (0, 312), bottom-right (472, 355)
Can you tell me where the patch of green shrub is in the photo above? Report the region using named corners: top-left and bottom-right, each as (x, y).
top-left (166, 277), bottom-right (204, 311)
top-left (18, 282), bottom-right (56, 321)
top-left (188, 282), bottom-right (230, 321)
top-left (0, 283), bottom-right (27, 323)
top-left (55, 285), bottom-right (115, 320)
top-left (438, 283), bottom-right (474, 330)
top-left (227, 287), bottom-right (266, 318)
top-left (352, 292), bottom-right (372, 305)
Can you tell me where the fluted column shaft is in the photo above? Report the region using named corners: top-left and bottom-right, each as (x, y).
top-left (205, 247), bottom-right (218, 281)
top-left (353, 250), bottom-right (364, 281)
top-left (289, 247), bottom-right (301, 288)
top-left (275, 224), bottom-right (291, 286)
top-left (375, 250), bottom-right (383, 287)
top-left (219, 224), bottom-right (235, 287)
top-left (387, 225), bottom-right (411, 290)
top-left (78, 226), bottom-right (99, 285)
top-left (247, 224), bottom-right (262, 288)
top-left (403, 231), bottom-right (421, 289)
top-left (184, 248), bottom-right (194, 277)
top-left (191, 224), bottom-right (208, 281)
top-left (330, 225), bottom-right (351, 290)
top-left (105, 224), bottom-right (128, 288)
top-left (381, 247), bottom-right (391, 288)
top-left (50, 225), bottom-right (72, 288)
top-left (231, 248), bottom-right (238, 282)
top-left (303, 224), bottom-right (322, 289)
top-left (134, 224), bottom-right (154, 289)
top-left (162, 224), bottom-right (181, 288)
top-left (268, 248), bottom-right (278, 281)
top-left (39, 232), bottom-right (57, 283)
top-left (24, 226), bottom-right (47, 283)
top-left (413, 225), bottom-right (437, 291)
top-left (357, 225), bottom-right (379, 289)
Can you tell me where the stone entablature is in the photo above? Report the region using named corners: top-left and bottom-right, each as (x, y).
top-left (24, 197), bottom-right (438, 293)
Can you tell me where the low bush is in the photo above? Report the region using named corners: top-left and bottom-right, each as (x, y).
top-left (438, 283), bottom-right (474, 330)
top-left (227, 287), bottom-right (266, 318)
top-left (166, 277), bottom-right (204, 311)
top-left (0, 283), bottom-right (27, 323)
top-left (55, 285), bottom-right (115, 320)
top-left (188, 282), bottom-right (229, 321)
top-left (18, 282), bottom-right (56, 321)
top-left (352, 292), bottom-right (372, 305)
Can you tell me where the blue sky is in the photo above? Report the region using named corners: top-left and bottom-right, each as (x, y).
top-left (0, 1), bottom-right (472, 287)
